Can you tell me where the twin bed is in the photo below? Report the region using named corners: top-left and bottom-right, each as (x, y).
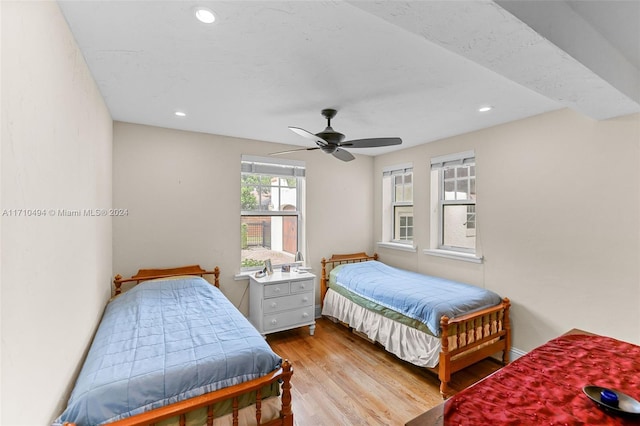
top-left (55, 265), bottom-right (293, 426)
top-left (56, 252), bottom-right (510, 424)
top-left (320, 252), bottom-right (511, 398)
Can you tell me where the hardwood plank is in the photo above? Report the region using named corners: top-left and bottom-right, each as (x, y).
top-left (267, 318), bottom-right (502, 426)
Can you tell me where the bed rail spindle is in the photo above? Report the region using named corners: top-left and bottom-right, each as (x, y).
top-left (255, 388), bottom-right (262, 424)
top-left (179, 413), bottom-right (186, 426)
top-left (206, 404), bottom-right (214, 426)
top-left (232, 396), bottom-right (239, 426)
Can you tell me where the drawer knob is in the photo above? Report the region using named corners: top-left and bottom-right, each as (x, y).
top-left (271, 319), bottom-right (277, 325)
top-left (302, 297), bottom-right (309, 302)
top-left (275, 287), bottom-right (281, 293)
top-left (300, 284), bottom-right (305, 289)
top-left (271, 302), bottom-right (277, 308)
top-left (302, 312), bottom-right (309, 318)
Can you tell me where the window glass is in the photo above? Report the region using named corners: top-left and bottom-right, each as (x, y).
top-left (241, 157), bottom-right (304, 270)
top-left (442, 204), bottom-right (475, 249)
top-left (394, 205), bottom-right (414, 241)
top-left (382, 165), bottom-right (413, 245)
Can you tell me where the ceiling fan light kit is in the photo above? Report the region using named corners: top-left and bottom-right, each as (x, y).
top-left (272, 109), bottom-right (402, 162)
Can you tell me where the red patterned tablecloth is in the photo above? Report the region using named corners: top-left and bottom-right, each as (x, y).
top-left (443, 334), bottom-right (640, 425)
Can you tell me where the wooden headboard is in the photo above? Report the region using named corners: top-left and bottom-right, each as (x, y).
top-left (320, 252), bottom-right (378, 304)
top-left (113, 264), bottom-right (220, 296)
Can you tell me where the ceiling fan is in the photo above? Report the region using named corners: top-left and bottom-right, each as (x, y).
top-left (272, 109), bottom-right (402, 162)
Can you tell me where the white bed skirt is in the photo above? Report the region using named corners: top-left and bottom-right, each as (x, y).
top-left (321, 289), bottom-right (441, 368)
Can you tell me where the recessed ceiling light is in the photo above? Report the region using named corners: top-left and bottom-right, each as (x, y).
top-left (194, 7), bottom-right (215, 24)
top-left (175, 111), bottom-right (186, 117)
top-left (478, 105), bottom-right (493, 112)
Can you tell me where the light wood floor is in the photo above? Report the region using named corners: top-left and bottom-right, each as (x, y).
top-left (267, 317), bottom-right (503, 426)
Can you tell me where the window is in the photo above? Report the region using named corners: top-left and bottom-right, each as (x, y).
top-left (241, 156), bottom-right (305, 271)
top-left (382, 164), bottom-right (413, 245)
top-left (430, 151), bottom-right (476, 254)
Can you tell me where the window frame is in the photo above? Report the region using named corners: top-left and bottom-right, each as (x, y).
top-left (430, 151), bottom-right (477, 256)
top-left (240, 156), bottom-right (305, 272)
top-left (381, 164), bottom-right (414, 248)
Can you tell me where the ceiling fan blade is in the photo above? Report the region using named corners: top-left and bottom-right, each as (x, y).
top-left (332, 148), bottom-right (355, 162)
top-left (270, 147), bottom-right (320, 156)
top-left (288, 127), bottom-right (328, 146)
top-left (341, 137), bottom-right (402, 148)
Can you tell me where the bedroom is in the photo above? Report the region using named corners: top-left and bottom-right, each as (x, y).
top-left (1, 1), bottom-right (639, 425)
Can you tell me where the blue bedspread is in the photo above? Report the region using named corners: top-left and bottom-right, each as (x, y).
top-left (54, 277), bottom-right (282, 426)
top-left (332, 261), bottom-right (502, 337)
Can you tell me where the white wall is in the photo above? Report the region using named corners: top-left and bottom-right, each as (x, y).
top-left (374, 109), bottom-right (640, 351)
top-left (113, 122), bottom-right (374, 313)
top-left (1, 2), bottom-right (112, 424)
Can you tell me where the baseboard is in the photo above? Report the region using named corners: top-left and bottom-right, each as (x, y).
top-left (492, 346), bottom-right (527, 362)
top-left (510, 346), bottom-right (527, 361)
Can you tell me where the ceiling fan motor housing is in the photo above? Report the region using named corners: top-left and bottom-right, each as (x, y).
top-left (317, 108), bottom-right (345, 149)
top-left (316, 127), bottom-right (345, 146)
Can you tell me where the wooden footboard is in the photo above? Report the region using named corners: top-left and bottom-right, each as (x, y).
top-left (64, 360), bottom-right (293, 426)
top-left (435, 297), bottom-right (510, 398)
top-left (321, 252), bottom-right (511, 399)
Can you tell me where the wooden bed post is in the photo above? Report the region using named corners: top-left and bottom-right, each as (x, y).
top-left (502, 297), bottom-right (511, 364)
top-left (213, 266), bottom-right (220, 288)
top-left (439, 315), bottom-right (451, 399)
top-left (320, 257), bottom-right (327, 305)
top-left (280, 359), bottom-right (294, 426)
top-left (113, 274), bottom-right (123, 296)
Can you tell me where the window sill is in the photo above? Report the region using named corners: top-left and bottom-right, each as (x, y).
top-left (423, 249), bottom-right (483, 263)
top-left (234, 271), bottom-right (253, 281)
top-left (377, 242), bottom-right (417, 252)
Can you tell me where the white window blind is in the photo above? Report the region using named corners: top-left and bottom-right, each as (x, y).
top-left (430, 150), bottom-right (475, 170)
top-left (383, 163), bottom-right (413, 176)
top-left (241, 155), bottom-right (305, 177)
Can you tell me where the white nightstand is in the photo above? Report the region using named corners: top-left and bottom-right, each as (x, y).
top-left (249, 270), bottom-right (316, 337)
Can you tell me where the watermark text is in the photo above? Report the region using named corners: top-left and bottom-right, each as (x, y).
top-left (2, 208), bottom-right (129, 217)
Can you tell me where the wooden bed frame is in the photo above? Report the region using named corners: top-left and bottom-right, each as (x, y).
top-left (65, 265), bottom-right (294, 426)
top-left (321, 252), bottom-right (511, 398)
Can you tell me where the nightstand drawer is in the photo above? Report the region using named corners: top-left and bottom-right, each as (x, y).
top-left (263, 292), bottom-right (313, 314)
top-left (264, 282), bottom-right (290, 298)
top-left (291, 279), bottom-right (313, 293)
top-left (264, 307), bottom-right (314, 332)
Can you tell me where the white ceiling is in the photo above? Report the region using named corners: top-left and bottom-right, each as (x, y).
top-left (58, 0), bottom-right (640, 157)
